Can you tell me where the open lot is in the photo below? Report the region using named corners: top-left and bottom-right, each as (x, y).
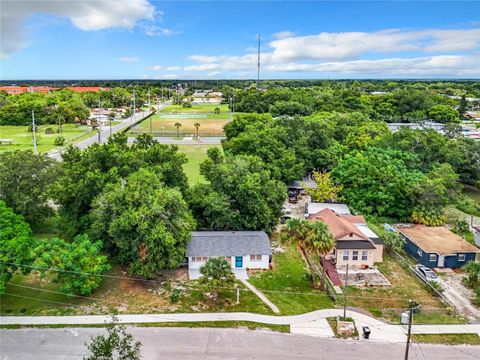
top-left (249, 245), bottom-right (335, 315)
top-left (0, 124), bottom-right (92, 153)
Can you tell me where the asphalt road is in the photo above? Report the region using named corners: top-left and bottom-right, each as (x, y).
top-left (1, 327), bottom-right (478, 360)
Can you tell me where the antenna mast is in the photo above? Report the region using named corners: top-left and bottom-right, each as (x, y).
top-left (257, 34), bottom-right (261, 89)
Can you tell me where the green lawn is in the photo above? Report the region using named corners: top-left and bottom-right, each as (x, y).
top-left (413, 333), bottom-right (480, 345)
top-left (177, 144), bottom-right (221, 185)
top-left (249, 245), bottom-right (335, 315)
top-left (0, 124), bottom-right (92, 153)
top-left (161, 104), bottom-right (229, 113)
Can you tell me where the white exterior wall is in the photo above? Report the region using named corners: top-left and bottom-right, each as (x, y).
top-left (335, 249), bottom-right (375, 268)
top-left (188, 254), bottom-right (269, 270)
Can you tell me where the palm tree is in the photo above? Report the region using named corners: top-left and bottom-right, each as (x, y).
top-left (303, 221), bottom-right (335, 290)
top-left (174, 122), bottom-right (182, 139)
top-left (280, 219), bottom-right (335, 290)
top-left (194, 122), bottom-right (200, 139)
top-left (200, 257), bottom-right (235, 300)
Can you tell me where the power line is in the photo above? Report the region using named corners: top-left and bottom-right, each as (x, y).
top-left (0, 261), bottom-right (449, 303)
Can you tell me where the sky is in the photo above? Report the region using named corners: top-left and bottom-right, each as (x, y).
top-left (1, 0), bottom-right (480, 80)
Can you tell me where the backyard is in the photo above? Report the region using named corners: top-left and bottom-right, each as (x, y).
top-left (0, 124), bottom-right (92, 153)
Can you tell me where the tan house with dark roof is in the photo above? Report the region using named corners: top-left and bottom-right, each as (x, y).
top-left (309, 208), bottom-right (383, 269)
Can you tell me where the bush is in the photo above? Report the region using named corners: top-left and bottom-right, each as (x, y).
top-left (170, 288), bottom-right (181, 304)
top-left (44, 127), bottom-right (54, 134)
top-left (54, 136), bottom-right (65, 146)
top-left (182, 101), bottom-right (192, 108)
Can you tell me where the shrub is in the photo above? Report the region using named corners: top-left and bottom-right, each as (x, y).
top-left (411, 208), bottom-right (446, 226)
top-left (54, 136), bottom-right (65, 146)
top-left (170, 288), bottom-right (181, 304)
top-left (44, 127), bottom-right (54, 134)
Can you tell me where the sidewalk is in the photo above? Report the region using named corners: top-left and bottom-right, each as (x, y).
top-left (2, 309), bottom-right (479, 343)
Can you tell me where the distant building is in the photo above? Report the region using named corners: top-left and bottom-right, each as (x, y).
top-left (396, 224), bottom-right (479, 268)
top-left (387, 121), bottom-right (445, 133)
top-left (0, 86), bottom-right (53, 94)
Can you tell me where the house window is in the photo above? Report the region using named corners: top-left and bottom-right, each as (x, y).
top-left (193, 257), bottom-right (203, 262)
top-left (226, 256), bottom-right (232, 262)
top-left (202, 256), bottom-right (208, 261)
top-left (352, 251), bottom-right (358, 261)
top-left (343, 251), bottom-right (349, 261)
top-left (429, 254), bottom-right (437, 262)
top-left (417, 249), bottom-right (423, 257)
top-left (361, 251), bottom-right (368, 261)
top-left (458, 254), bottom-right (466, 262)
top-left (250, 255), bottom-right (262, 261)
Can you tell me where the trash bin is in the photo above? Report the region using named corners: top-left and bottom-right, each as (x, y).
top-left (362, 326), bottom-right (371, 339)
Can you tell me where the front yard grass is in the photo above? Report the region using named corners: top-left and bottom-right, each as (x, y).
top-left (345, 254), bottom-right (466, 324)
top-left (248, 246), bottom-right (335, 315)
top-left (413, 333), bottom-right (480, 345)
top-left (0, 266), bottom-right (271, 316)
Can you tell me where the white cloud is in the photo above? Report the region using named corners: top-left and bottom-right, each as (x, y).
top-left (268, 28), bottom-right (480, 62)
top-left (182, 27), bottom-right (480, 77)
top-left (272, 31), bottom-right (296, 40)
top-left (120, 56), bottom-right (139, 63)
top-left (1, 0), bottom-right (156, 58)
top-left (166, 66), bottom-right (181, 71)
top-left (150, 65), bottom-right (164, 71)
top-left (141, 25), bottom-right (179, 37)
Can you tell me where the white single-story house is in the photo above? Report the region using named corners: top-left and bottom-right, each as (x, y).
top-left (186, 231), bottom-right (272, 279)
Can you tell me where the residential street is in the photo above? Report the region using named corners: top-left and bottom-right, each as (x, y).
top-left (1, 327), bottom-right (478, 360)
top-left (47, 103), bottom-right (170, 160)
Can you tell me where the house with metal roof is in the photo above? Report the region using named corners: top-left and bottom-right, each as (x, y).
top-left (309, 208), bottom-right (383, 269)
top-left (186, 231), bottom-right (272, 279)
top-left (395, 224), bottom-right (479, 268)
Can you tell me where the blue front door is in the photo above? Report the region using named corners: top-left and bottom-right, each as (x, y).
top-left (235, 256), bottom-right (243, 268)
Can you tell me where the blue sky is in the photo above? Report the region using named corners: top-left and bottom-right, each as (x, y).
top-left (1, 1), bottom-right (479, 79)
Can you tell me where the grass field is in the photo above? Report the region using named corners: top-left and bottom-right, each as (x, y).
top-left (249, 244), bottom-right (335, 315)
top-left (177, 144), bottom-right (221, 185)
top-left (0, 124), bottom-right (92, 153)
top-left (134, 115), bottom-right (228, 134)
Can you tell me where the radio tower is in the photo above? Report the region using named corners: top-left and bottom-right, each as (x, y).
top-left (257, 34), bottom-right (261, 89)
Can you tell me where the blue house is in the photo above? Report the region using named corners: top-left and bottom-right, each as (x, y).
top-left (396, 224), bottom-right (479, 269)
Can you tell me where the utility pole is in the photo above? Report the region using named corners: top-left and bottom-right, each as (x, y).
top-left (31, 110), bottom-right (37, 154)
top-left (404, 300), bottom-right (413, 360)
top-left (148, 89), bottom-right (151, 107)
top-left (257, 34), bottom-right (261, 89)
top-left (343, 263), bottom-right (349, 320)
top-left (98, 118), bottom-right (102, 144)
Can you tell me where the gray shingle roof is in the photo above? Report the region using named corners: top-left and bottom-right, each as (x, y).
top-left (336, 240), bottom-right (376, 250)
top-left (186, 231), bottom-right (272, 257)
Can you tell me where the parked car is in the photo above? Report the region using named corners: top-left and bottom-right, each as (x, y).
top-left (413, 264), bottom-right (439, 283)
top-left (288, 189), bottom-right (298, 204)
